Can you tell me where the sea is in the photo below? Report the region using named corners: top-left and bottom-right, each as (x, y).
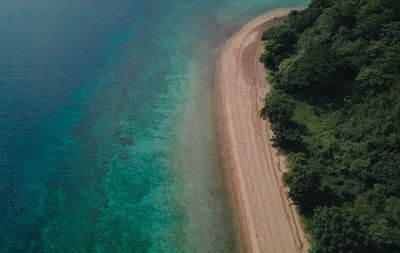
top-left (0, 0), bottom-right (307, 252)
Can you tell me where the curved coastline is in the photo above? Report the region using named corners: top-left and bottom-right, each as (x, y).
top-left (216, 9), bottom-right (309, 253)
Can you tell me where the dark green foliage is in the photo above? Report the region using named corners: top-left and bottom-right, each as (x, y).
top-left (287, 8), bottom-right (321, 34)
top-left (272, 45), bottom-right (354, 103)
top-left (259, 7), bottom-right (321, 70)
top-left (260, 24), bottom-right (297, 70)
top-left (260, 90), bottom-right (294, 123)
top-left (270, 123), bottom-right (302, 150)
top-left (260, 0), bottom-right (400, 251)
top-left (309, 0), bottom-right (338, 9)
top-left (310, 206), bottom-right (366, 253)
top-left (383, 197), bottom-right (400, 246)
top-left (283, 168), bottom-right (320, 207)
top-left (356, 67), bottom-right (393, 94)
top-left (261, 91), bottom-right (302, 150)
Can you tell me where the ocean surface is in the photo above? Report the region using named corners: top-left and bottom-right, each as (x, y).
top-left (0, 0), bottom-right (307, 252)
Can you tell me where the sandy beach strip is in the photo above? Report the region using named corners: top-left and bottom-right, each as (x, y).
top-left (217, 9), bottom-right (309, 253)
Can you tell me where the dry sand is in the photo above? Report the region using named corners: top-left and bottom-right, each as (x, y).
top-left (217, 9), bottom-right (309, 253)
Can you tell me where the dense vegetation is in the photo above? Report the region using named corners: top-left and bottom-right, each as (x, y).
top-left (260, 0), bottom-right (400, 252)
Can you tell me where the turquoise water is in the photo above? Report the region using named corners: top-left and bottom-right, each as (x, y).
top-left (0, 0), bottom-right (308, 252)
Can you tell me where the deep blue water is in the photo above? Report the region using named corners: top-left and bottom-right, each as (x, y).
top-left (0, 0), bottom-right (308, 252)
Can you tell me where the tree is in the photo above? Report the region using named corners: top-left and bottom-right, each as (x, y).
top-left (283, 168), bottom-right (320, 209)
top-left (260, 90), bottom-right (294, 124)
top-left (260, 24), bottom-right (297, 70)
top-left (273, 44), bottom-right (354, 104)
top-left (287, 8), bottom-right (321, 34)
top-left (270, 123), bottom-right (302, 150)
top-left (309, 206), bottom-right (366, 253)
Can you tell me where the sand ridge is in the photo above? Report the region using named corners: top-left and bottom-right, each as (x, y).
top-left (217, 9), bottom-right (309, 253)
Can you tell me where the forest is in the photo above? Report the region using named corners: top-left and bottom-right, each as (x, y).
top-left (260, 0), bottom-right (400, 252)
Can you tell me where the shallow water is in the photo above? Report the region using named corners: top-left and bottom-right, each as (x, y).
top-left (0, 0), bottom-right (308, 252)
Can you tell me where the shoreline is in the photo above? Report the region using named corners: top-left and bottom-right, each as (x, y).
top-left (216, 9), bottom-right (309, 252)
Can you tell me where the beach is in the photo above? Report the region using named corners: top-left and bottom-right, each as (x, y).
top-left (217, 9), bottom-right (309, 253)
